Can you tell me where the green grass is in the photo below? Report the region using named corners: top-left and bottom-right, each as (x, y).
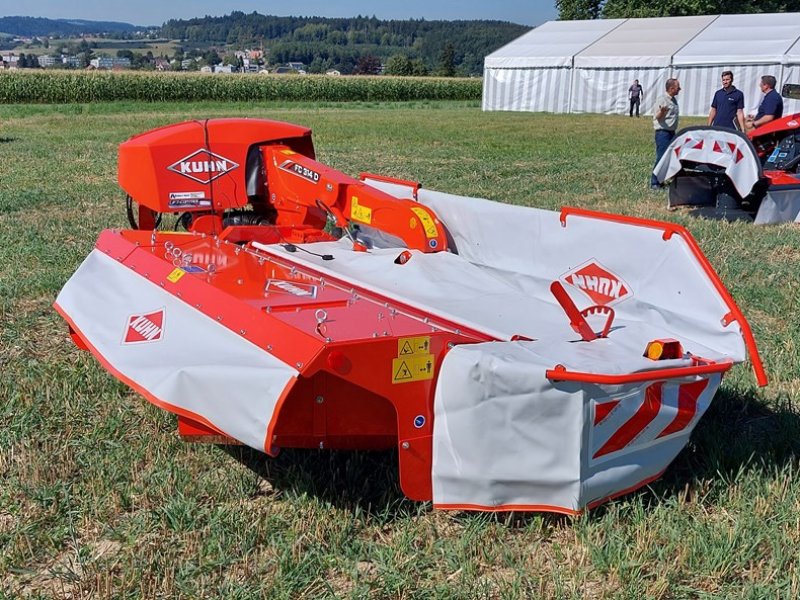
top-left (1, 102), bottom-right (799, 599)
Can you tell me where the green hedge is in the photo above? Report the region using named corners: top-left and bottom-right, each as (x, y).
top-left (0, 70), bottom-right (482, 103)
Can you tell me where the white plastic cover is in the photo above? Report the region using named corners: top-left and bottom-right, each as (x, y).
top-left (653, 128), bottom-right (761, 197)
top-left (433, 342), bottom-right (721, 511)
top-left (355, 182), bottom-right (746, 511)
top-left (755, 188), bottom-right (800, 224)
top-left (55, 250), bottom-right (298, 452)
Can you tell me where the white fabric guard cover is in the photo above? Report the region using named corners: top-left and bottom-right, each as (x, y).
top-left (754, 188), bottom-right (800, 224)
top-left (55, 250), bottom-right (298, 452)
top-left (356, 180), bottom-right (746, 511)
top-left (653, 128), bottom-right (761, 197)
top-left (433, 343), bottom-right (721, 511)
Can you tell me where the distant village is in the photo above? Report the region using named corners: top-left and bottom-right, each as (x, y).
top-left (0, 36), bottom-right (342, 75)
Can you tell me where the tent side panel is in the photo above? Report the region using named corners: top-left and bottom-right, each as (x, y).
top-left (780, 65), bottom-right (800, 115)
top-left (482, 67), bottom-right (572, 113)
top-left (674, 64), bottom-right (781, 118)
top-left (571, 67), bottom-right (667, 115)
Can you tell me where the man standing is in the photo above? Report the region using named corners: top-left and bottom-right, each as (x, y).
top-left (708, 71), bottom-right (746, 131)
top-left (628, 79), bottom-right (643, 117)
top-left (746, 75), bottom-right (783, 130)
top-left (651, 78), bottom-right (681, 189)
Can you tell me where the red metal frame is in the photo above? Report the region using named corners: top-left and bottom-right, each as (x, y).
top-left (59, 118), bottom-right (770, 512)
top-left (559, 207), bottom-right (768, 387)
top-left (546, 359), bottom-right (733, 385)
top-left (86, 227), bottom-right (489, 501)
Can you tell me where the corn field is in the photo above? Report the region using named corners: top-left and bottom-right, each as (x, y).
top-left (0, 70), bottom-right (482, 103)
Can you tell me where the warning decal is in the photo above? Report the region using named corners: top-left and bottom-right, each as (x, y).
top-left (351, 196), bottom-right (373, 225)
top-left (167, 268), bottom-right (186, 283)
top-left (398, 336), bottom-right (430, 356)
top-left (410, 207), bottom-right (438, 238)
top-left (392, 354), bottom-right (435, 384)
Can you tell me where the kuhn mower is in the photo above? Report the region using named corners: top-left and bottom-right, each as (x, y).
top-left (56, 118), bottom-right (766, 514)
top-left (653, 84), bottom-right (800, 223)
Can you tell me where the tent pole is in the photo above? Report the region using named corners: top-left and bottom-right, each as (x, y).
top-left (568, 57), bottom-right (575, 114)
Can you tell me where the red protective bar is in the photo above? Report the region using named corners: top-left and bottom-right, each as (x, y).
top-left (559, 207), bottom-right (768, 387)
top-left (546, 359), bottom-right (734, 385)
top-left (359, 172), bottom-right (421, 198)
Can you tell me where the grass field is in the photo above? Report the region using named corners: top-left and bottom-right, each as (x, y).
top-left (1, 101), bottom-right (799, 599)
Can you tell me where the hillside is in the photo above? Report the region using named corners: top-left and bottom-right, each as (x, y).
top-left (0, 12), bottom-right (530, 75)
top-left (0, 16), bottom-right (139, 37)
top-left (160, 12), bottom-right (529, 75)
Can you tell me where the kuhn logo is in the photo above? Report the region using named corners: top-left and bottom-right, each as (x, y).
top-left (167, 149), bottom-right (239, 184)
top-left (123, 309), bottom-right (165, 344)
top-left (561, 260), bottom-right (631, 306)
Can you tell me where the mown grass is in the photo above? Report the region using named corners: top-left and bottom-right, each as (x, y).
top-left (1, 102), bottom-right (799, 598)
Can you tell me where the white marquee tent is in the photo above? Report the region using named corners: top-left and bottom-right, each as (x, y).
top-left (484, 13), bottom-right (800, 117)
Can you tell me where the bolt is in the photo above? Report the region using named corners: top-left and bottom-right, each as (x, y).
top-left (401, 441), bottom-right (410, 450)
top-left (315, 395), bottom-right (324, 404)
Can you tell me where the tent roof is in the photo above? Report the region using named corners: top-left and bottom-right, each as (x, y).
top-left (485, 13), bottom-right (800, 71)
top-left (674, 13), bottom-right (800, 65)
top-left (484, 19), bottom-right (624, 69)
top-left (574, 15), bottom-right (717, 68)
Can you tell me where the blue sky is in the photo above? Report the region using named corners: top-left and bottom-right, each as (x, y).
top-left (5, 1), bottom-right (558, 27)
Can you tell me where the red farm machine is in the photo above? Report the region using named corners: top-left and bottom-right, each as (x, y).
top-left (56, 118), bottom-right (767, 514)
top-left (654, 83), bottom-right (800, 223)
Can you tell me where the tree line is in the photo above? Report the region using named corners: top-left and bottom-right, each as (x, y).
top-left (160, 12), bottom-right (528, 75)
top-left (556, 0), bottom-right (800, 19)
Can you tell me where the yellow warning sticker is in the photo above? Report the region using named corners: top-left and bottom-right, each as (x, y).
top-left (398, 336), bottom-right (430, 356)
top-left (392, 354), bottom-right (435, 384)
top-left (350, 196), bottom-right (373, 225)
top-left (280, 149), bottom-right (297, 155)
top-left (167, 268), bottom-right (186, 283)
top-left (410, 207), bottom-right (438, 239)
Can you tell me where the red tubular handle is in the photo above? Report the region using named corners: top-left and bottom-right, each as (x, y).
top-left (546, 359), bottom-right (734, 385)
top-left (550, 281), bottom-right (597, 341)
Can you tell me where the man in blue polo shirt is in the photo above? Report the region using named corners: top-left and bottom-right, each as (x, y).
top-left (708, 71), bottom-right (746, 131)
top-left (746, 75), bottom-right (783, 130)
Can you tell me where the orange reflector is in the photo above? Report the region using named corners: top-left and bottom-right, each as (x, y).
top-left (646, 341), bottom-right (664, 360)
top-left (644, 338), bottom-right (683, 361)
